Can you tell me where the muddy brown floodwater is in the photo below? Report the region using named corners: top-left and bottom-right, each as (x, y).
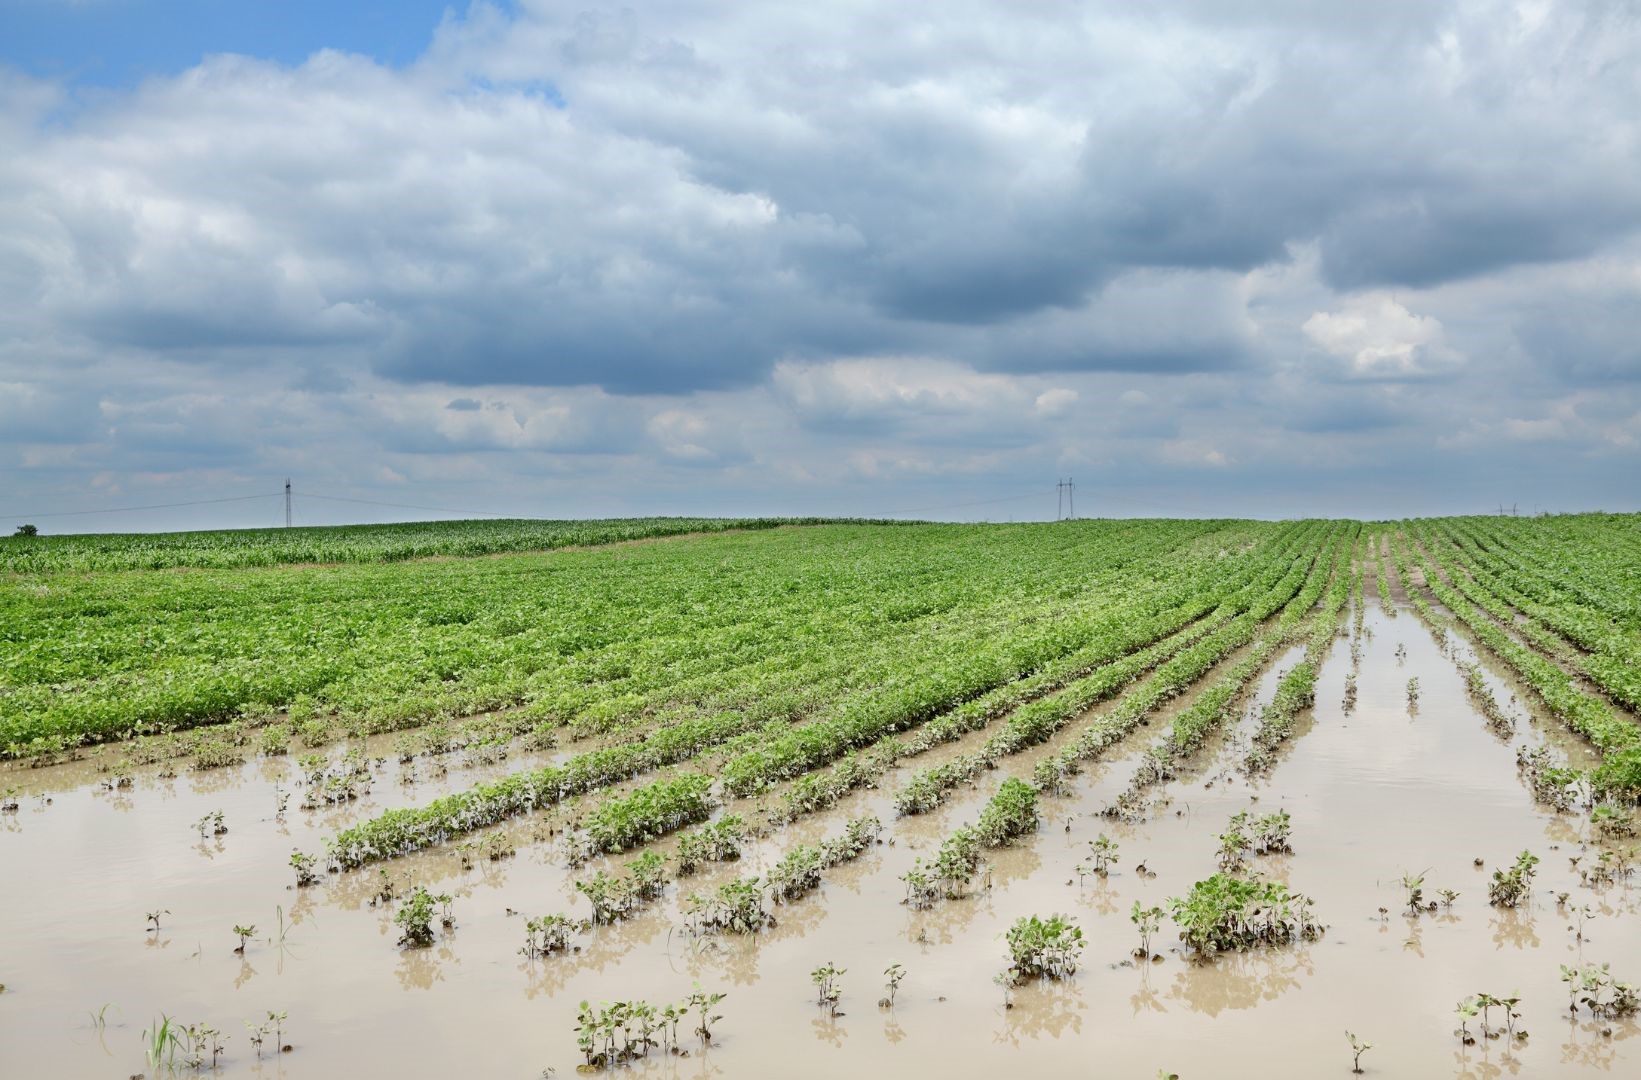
top-left (3, 598), bottom-right (1639, 1079)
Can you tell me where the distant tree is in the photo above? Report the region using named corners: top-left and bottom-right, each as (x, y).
top-left (13, 524), bottom-right (37, 537)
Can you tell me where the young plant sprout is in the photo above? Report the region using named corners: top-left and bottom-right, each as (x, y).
top-left (572, 988), bottom-right (724, 1069)
top-left (144, 1014), bottom-right (186, 1071)
top-left (811, 962), bottom-right (845, 1017)
top-left (1131, 902), bottom-right (1163, 959)
top-left (146, 908), bottom-right (169, 933)
top-left (1216, 818), bottom-right (1251, 874)
top-left (1571, 904), bottom-right (1596, 942)
top-left (1250, 811), bottom-right (1293, 854)
top-left (393, 885), bottom-right (451, 948)
top-left (687, 985), bottom-right (727, 1045)
top-left (520, 913), bottom-right (581, 959)
top-left (1405, 677), bottom-right (1420, 707)
top-left (1487, 850), bottom-right (1539, 908)
top-left (1077, 834), bottom-right (1120, 882)
top-left (1455, 996), bottom-right (1480, 1045)
top-left (290, 850), bottom-right (318, 887)
top-left (1398, 870), bottom-right (1429, 915)
top-left (1438, 888), bottom-right (1460, 910)
top-left (992, 969), bottom-right (1015, 1010)
top-left (881, 963), bottom-right (906, 1009)
top-left (1346, 1031), bottom-right (1372, 1074)
top-left (178, 1022), bottom-right (226, 1070)
top-left (1562, 963), bottom-right (1641, 1019)
top-left (232, 924), bottom-right (256, 953)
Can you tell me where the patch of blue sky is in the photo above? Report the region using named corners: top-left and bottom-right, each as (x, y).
top-left (0, 0), bottom-right (513, 85)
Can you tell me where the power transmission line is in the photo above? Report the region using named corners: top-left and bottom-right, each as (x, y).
top-left (5, 493), bottom-right (281, 519)
top-left (5, 486), bottom-right (514, 524)
top-left (296, 490), bottom-right (514, 518)
top-left (900, 489), bottom-right (1055, 516)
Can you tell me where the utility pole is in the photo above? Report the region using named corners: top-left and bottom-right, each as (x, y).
top-left (285, 479), bottom-right (292, 528)
top-left (1056, 479), bottom-right (1063, 521)
top-left (1067, 477), bottom-right (1074, 520)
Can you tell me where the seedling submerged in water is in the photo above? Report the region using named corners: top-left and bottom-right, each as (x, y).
top-left (1003, 913), bottom-right (1084, 983)
top-left (1131, 902), bottom-right (1163, 959)
top-left (393, 885), bottom-right (452, 948)
top-left (1398, 869), bottom-right (1430, 916)
top-left (811, 962), bottom-right (845, 1017)
top-left (1345, 1031), bottom-right (1372, 1074)
top-left (881, 963), bottom-right (906, 1009)
top-left (1488, 850), bottom-right (1539, 908)
top-left (1077, 835), bottom-right (1120, 882)
top-left (1562, 963), bottom-right (1641, 1019)
top-left (290, 850), bottom-right (318, 887)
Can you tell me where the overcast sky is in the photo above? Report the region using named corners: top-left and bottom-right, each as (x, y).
top-left (2, 0), bottom-right (1639, 531)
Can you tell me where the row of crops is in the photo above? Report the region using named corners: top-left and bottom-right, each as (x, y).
top-left (0, 516), bottom-right (867, 573)
top-left (2, 518), bottom-right (1279, 757)
top-left (309, 513), bottom-right (1640, 885)
top-left (1387, 515), bottom-right (1641, 795)
top-left (9, 514), bottom-right (1636, 828)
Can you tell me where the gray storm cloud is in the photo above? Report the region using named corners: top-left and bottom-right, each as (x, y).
top-left (1, 0), bottom-right (1639, 524)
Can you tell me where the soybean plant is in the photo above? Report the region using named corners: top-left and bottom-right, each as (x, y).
top-left (881, 963), bottom-right (906, 1008)
top-left (1346, 1031), bottom-right (1372, 1074)
top-left (1131, 902), bottom-right (1163, 959)
top-left (811, 962), bottom-right (845, 1017)
top-left (394, 885), bottom-right (451, 948)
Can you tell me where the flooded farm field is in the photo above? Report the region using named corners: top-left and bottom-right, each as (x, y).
top-left (3, 518), bottom-right (1639, 1078)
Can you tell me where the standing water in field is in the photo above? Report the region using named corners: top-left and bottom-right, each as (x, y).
top-left (2, 584), bottom-right (1637, 1078)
